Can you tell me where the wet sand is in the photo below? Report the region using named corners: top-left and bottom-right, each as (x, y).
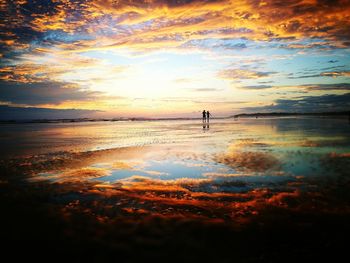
top-left (1, 117), bottom-right (350, 262)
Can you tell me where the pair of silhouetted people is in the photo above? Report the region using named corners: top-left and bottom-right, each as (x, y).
top-left (202, 110), bottom-right (211, 123)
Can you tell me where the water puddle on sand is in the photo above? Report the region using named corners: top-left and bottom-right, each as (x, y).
top-left (32, 151), bottom-right (303, 194)
top-left (22, 118), bottom-right (350, 221)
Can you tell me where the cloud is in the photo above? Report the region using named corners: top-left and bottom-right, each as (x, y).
top-left (1, 0), bottom-right (350, 58)
top-left (244, 93), bottom-right (350, 113)
top-left (0, 105), bottom-right (99, 120)
top-left (238, 83), bottom-right (350, 91)
top-left (192, 88), bottom-right (223, 92)
top-left (302, 83), bottom-right (350, 91)
top-left (239, 85), bottom-right (273, 89)
top-left (288, 70), bottom-right (350, 79)
top-left (218, 69), bottom-right (276, 80)
top-left (283, 42), bottom-right (345, 51)
top-left (288, 73), bottom-right (323, 79)
top-left (0, 80), bottom-right (102, 106)
top-left (320, 71), bottom-right (350, 77)
top-left (0, 53), bottom-right (106, 83)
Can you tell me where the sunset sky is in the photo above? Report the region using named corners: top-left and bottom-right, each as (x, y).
top-left (0, 0), bottom-right (350, 119)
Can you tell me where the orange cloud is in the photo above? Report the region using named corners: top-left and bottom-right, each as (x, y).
top-left (1, 0), bottom-right (347, 55)
top-left (320, 71), bottom-right (350, 77)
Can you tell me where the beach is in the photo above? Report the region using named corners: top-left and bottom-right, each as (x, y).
top-left (1, 117), bottom-right (350, 261)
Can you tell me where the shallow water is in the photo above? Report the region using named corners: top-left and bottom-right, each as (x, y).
top-left (2, 116), bottom-right (350, 228)
top-left (3, 117), bottom-right (345, 196)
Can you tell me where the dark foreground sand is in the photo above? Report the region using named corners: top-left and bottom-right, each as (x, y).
top-left (1, 144), bottom-right (350, 262)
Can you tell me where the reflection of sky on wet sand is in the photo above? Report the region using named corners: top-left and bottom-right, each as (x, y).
top-left (7, 117), bottom-right (350, 221)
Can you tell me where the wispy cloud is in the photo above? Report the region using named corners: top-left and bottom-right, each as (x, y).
top-left (289, 71), bottom-right (350, 79)
top-left (218, 69), bottom-right (276, 80)
top-left (320, 71), bottom-right (350, 77)
top-left (239, 83), bottom-right (350, 91)
top-left (192, 88), bottom-right (223, 92)
top-left (238, 85), bottom-right (273, 90)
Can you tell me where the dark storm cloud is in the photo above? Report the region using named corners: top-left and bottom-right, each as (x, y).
top-left (303, 83), bottom-right (350, 91)
top-left (0, 105), bottom-right (99, 120)
top-left (0, 80), bottom-right (102, 105)
top-left (244, 93), bottom-right (350, 113)
top-left (241, 83), bottom-right (350, 91)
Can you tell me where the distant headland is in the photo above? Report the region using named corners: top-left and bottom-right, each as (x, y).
top-left (232, 111), bottom-right (350, 118)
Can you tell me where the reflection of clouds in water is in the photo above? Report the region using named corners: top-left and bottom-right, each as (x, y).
top-left (82, 179), bottom-right (310, 222)
top-left (329, 153), bottom-right (350, 158)
top-left (111, 160), bottom-right (168, 176)
top-left (216, 151), bottom-right (280, 172)
top-left (112, 161), bottom-right (135, 170)
top-left (144, 170), bottom-right (169, 176)
top-left (21, 118), bottom-right (350, 223)
top-left (89, 170), bottom-right (299, 196)
top-left (230, 138), bottom-right (271, 149)
top-left (299, 137), bottom-right (348, 148)
top-left (31, 167), bottom-right (110, 183)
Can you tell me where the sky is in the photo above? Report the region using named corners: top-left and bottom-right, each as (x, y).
top-left (0, 0), bottom-right (350, 119)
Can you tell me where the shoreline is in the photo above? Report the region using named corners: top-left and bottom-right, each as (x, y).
top-left (0, 113), bottom-right (349, 124)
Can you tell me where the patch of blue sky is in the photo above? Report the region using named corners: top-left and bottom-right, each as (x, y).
top-left (42, 30), bottom-right (94, 43)
top-left (95, 169), bottom-right (149, 182)
top-left (260, 52), bottom-right (350, 86)
top-left (93, 159), bottom-right (238, 183)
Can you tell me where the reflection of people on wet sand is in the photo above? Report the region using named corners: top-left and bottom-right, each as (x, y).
top-left (206, 111), bottom-right (211, 122)
top-left (203, 124), bottom-right (209, 130)
top-left (202, 110), bottom-right (207, 122)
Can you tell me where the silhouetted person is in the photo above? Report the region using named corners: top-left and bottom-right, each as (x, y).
top-left (202, 110), bottom-right (206, 122)
top-left (206, 111), bottom-right (211, 122)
